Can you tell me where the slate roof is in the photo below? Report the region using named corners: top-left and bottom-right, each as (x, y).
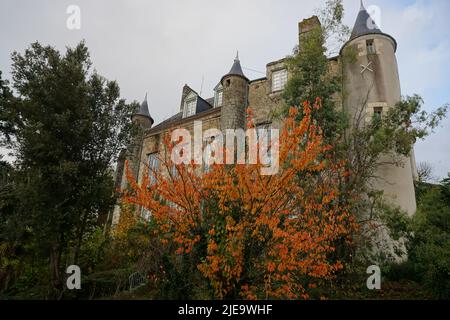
top-left (350, 1), bottom-right (382, 40)
top-left (136, 93), bottom-right (154, 124)
top-left (340, 0), bottom-right (397, 54)
top-left (221, 52), bottom-right (249, 82)
top-left (143, 53), bottom-right (254, 132)
top-left (151, 112), bottom-right (183, 131)
top-left (196, 95), bottom-right (214, 114)
top-left (150, 88), bottom-right (214, 132)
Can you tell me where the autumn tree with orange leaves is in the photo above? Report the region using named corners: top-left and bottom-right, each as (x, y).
top-left (123, 99), bottom-right (356, 299)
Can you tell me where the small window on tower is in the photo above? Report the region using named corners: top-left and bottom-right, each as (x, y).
top-left (272, 69), bottom-right (288, 92)
top-left (373, 106), bottom-right (383, 120)
top-left (366, 39), bottom-right (376, 54)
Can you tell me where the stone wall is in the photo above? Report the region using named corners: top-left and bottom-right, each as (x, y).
top-left (138, 109), bottom-right (221, 184)
top-left (248, 59), bottom-right (286, 129)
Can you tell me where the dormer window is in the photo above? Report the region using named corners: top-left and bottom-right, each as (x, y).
top-left (216, 91), bottom-right (223, 107)
top-left (183, 98), bottom-right (197, 118)
top-left (366, 39), bottom-right (376, 54)
top-left (272, 69), bottom-right (288, 92)
top-left (214, 84), bottom-right (223, 107)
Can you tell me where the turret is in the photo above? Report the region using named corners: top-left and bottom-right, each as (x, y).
top-left (111, 94), bottom-right (154, 229)
top-left (220, 52), bottom-right (249, 131)
top-left (341, 1), bottom-right (400, 113)
top-left (132, 93), bottom-right (154, 129)
top-left (128, 94), bottom-right (154, 181)
top-left (341, 1), bottom-right (417, 216)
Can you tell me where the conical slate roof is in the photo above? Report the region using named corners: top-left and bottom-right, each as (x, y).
top-left (350, 1), bottom-right (382, 40)
top-left (339, 0), bottom-right (397, 54)
top-left (136, 93), bottom-right (154, 124)
top-left (222, 52), bottom-right (248, 81)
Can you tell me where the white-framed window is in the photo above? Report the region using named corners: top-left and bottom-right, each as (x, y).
top-left (216, 90), bottom-right (223, 107)
top-left (272, 69), bottom-right (288, 92)
top-left (204, 143), bottom-right (213, 173)
top-left (183, 98), bottom-right (196, 118)
top-left (170, 163), bottom-right (178, 179)
top-left (203, 135), bottom-right (218, 173)
top-left (256, 123), bottom-right (271, 139)
top-left (256, 123), bottom-right (273, 161)
top-left (141, 152), bottom-right (159, 221)
top-left (147, 152), bottom-right (159, 185)
top-left (214, 84), bottom-right (223, 107)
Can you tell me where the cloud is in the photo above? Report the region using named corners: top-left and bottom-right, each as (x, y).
top-left (383, 0), bottom-right (450, 179)
top-left (385, 0), bottom-right (450, 95)
top-left (1, 0), bottom-right (449, 178)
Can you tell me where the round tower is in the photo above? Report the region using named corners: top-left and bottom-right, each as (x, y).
top-left (128, 94), bottom-right (154, 180)
top-left (220, 53), bottom-right (249, 131)
top-left (341, 2), bottom-right (417, 215)
top-left (132, 93), bottom-right (154, 129)
top-left (112, 94), bottom-right (154, 228)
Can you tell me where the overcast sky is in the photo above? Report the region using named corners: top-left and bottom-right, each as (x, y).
top-left (1, 0), bottom-right (449, 179)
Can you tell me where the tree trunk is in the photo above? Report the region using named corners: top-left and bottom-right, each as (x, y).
top-left (73, 211), bottom-right (88, 266)
top-left (49, 243), bottom-right (62, 295)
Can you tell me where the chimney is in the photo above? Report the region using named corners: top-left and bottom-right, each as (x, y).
top-left (298, 16), bottom-right (321, 49)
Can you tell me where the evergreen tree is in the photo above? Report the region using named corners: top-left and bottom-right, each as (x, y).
top-left (282, 0), bottom-right (348, 142)
top-left (0, 42), bottom-right (137, 295)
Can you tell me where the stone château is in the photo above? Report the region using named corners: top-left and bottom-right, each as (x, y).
top-left (112, 3), bottom-right (417, 225)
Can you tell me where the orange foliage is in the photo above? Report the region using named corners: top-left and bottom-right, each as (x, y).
top-left (123, 99), bottom-right (356, 299)
top-left (113, 205), bottom-right (138, 239)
